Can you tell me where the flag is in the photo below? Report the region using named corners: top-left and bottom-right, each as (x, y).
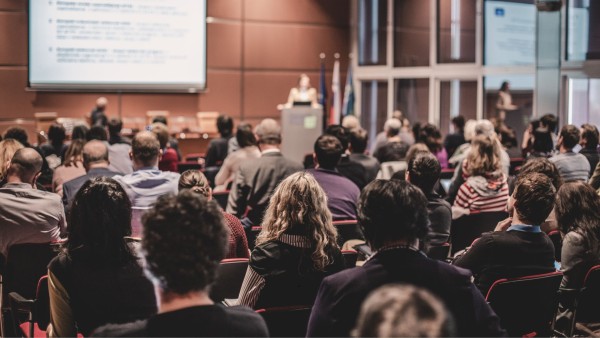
top-left (318, 57), bottom-right (327, 112)
top-left (330, 58), bottom-right (341, 125)
top-left (342, 64), bottom-right (355, 117)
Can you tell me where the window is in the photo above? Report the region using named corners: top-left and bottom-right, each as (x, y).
top-left (394, 0), bottom-right (431, 67)
top-left (360, 80), bottom-right (388, 147)
top-left (438, 0), bottom-right (477, 63)
top-left (358, 0), bottom-right (387, 66)
top-left (567, 0), bottom-right (600, 61)
top-left (394, 78), bottom-right (430, 125)
top-left (439, 80), bottom-right (478, 135)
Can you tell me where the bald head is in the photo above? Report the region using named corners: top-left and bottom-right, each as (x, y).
top-left (83, 140), bottom-right (109, 170)
top-left (132, 131), bottom-right (161, 168)
top-left (96, 97), bottom-right (108, 108)
top-left (255, 118), bottom-right (282, 145)
top-left (8, 148), bottom-right (43, 184)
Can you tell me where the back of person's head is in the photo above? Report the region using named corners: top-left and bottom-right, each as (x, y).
top-left (559, 124), bottom-right (580, 150)
top-left (407, 153), bottom-right (441, 194)
top-left (67, 177), bottom-right (134, 265)
top-left (86, 125), bottom-right (108, 141)
top-left (8, 148), bottom-right (43, 183)
top-left (142, 191), bottom-right (229, 294)
top-left (178, 169), bottom-right (211, 198)
top-left (463, 119), bottom-right (477, 142)
top-left (349, 128), bottom-right (369, 154)
top-left (353, 284), bottom-right (455, 337)
top-left (384, 118), bottom-right (402, 137)
top-left (72, 125), bottom-right (89, 141)
top-left (83, 140), bottom-right (109, 167)
top-left (47, 123), bottom-right (66, 146)
top-left (518, 157), bottom-right (562, 190)
top-left (3, 127), bottom-right (29, 147)
top-left (314, 135), bottom-right (344, 170)
top-left (217, 115), bottom-right (234, 137)
top-left (500, 81), bottom-right (509, 92)
top-left (555, 182), bottom-right (600, 240)
top-left (452, 116), bottom-right (466, 132)
top-left (474, 119), bottom-right (496, 138)
top-left (259, 171), bottom-right (339, 270)
top-left (325, 124), bottom-right (350, 150)
top-left (581, 123), bottom-right (599, 150)
top-left (466, 134), bottom-right (500, 176)
top-left (405, 143), bottom-right (431, 166)
top-left (150, 122), bottom-right (170, 149)
top-left (152, 116), bottom-right (168, 126)
top-left (342, 115), bottom-right (361, 131)
top-left (532, 130), bottom-right (554, 154)
top-left (63, 139), bottom-right (85, 168)
top-left (358, 180), bottom-right (429, 250)
top-left (418, 124), bottom-right (443, 153)
top-left (96, 96), bottom-right (108, 108)
top-left (236, 123), bottom-right (257, 148)
top-left (255, 118), bottom-right (282, 145)
top-left (108, 118), bottom-right (123, 136)
top-left (0, 139), bottom-right (24, 180)
top-left (132, 131), bottom-right (161, 167)
top-left (540, 114), bottom-right (558, 133)
top-left (512, 173), bottom-right (556, 225)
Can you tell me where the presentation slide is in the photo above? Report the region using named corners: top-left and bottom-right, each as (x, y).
top-left (484, 0), bottom-right (535, 66)
top-left (29, 0), bottom-right (206, 91)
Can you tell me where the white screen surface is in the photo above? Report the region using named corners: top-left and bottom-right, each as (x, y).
top-left (29, 0), bottom-right (206, 91)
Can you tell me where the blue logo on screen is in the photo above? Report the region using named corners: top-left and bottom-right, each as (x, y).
top-left (495, 8), bottom-right (505, 16)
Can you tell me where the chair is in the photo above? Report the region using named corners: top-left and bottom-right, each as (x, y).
top-left (426, 243), bottom-right (450, 261)
top-left (332, 220), bottom-right (364, 247)
top-left (209, 258), bottom-right (249, 303)
top-left (177, 161), bottom-right (202, 174)
top-left (547, 230), bottom-right (562, 262)
top-left (450, 211), bottom-right (508, 254)
top-left (341, 250), bottom-right (358, 269)
top-left (255, 305), bottom-right (312, 337)
top-left (486, 271), bottom-right (563, 337)
top-left (212, 190), bottom-right (230, 210)
top-left (184, 153), bottom-right (205, 162)
top-left (554, 265), bottom-right (600, 336)
top-left (8, 276), bottom-right (50, 338)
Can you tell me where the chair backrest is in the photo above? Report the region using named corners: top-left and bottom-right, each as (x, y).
top-left (256, 305), bottom-right (312, 337)
top-left (450, 211), bottom-right (508, 254)
top-left (332, 220), bottom-right (364, 247)
top-left (486, 271), bottom-right (563, 336)
top-left (341, 250), bottom-right (358, 269)
top-left (575, 264), bottom-right (600, 323)
top-left (212, 190), bottom-right (230, 210)
top-left (209, 258), bottom-right (249, 303)
top-left (35, 275), bottom-right (51, 330)
top-left (4, 243), bottom-right (58, 301)
top-left (426, 243), bottom-right (450, 261)
top-left (546, 230), bottom-right (562, 262)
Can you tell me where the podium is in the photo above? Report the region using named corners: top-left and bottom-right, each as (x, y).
top-left (281, 107), bottom-right (323, 164)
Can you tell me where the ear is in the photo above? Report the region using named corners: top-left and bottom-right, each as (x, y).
top-left (158, 149), bottom-right (163, 161)
top-left (405, 171), bottom-right (410, 182)
top-left (129, 151), bottom-right (133, 161)
top-left (207, 188), bottom-right (213, 201)
top-left (312, 153), bottom-right (318, 167)
top-left (32, 171), bottom-right (41, 188)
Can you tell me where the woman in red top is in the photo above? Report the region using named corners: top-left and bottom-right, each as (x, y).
top-left (151, 122), bottom-right (178, 173)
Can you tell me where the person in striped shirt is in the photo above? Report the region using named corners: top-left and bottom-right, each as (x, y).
top-left (452, 134), bottom-right (509, 219)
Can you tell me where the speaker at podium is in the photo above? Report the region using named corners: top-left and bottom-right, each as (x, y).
top-left (280, 107), bottom-right (323, 164)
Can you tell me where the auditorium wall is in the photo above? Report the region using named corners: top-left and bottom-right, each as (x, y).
top-left (0, 0), bottom-right (350, 130)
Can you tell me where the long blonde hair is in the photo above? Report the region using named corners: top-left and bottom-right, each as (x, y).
top-left (0, 139), bottom-right (24, 179)
top-left (257, 171), bottom-right (339, 271)
top-left (466, 134), bottom-right (501, 176)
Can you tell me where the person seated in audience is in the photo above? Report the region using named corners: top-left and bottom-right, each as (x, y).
top-left (448, 119), bottom-right (476, 168)
top-left (214, 123), bottom-right (260, 191)
top-left (62, 140), bottom-right (122, 215)
top-left (336, 128), bottom-right (380, 189)
top-left (452, 134), bottom-right (509, 219)
top-left (0, 138), bottom-right (24, 187)
top-left (237, 171), bottom-right (344, 309)
top-left (371, 111), bottom-right (414, 155)
top-left (405, 153), bottom-right (451, 246)
top-left (0, 148), bottom-right (66, 258)
top-left (52, 139), bottom-right (86, 197)
top-left (108, 118), bottom-right (131, 145)
top-left (151, 122), bottom-right (178, 173)
top-left (226, 118), bottom-right (303, 231)
top-left (87, 125), bottom-right (133, 175)
top-left (550, 124), bottom-right (590, 182)
top-left (373, 118), bottom-right (409, 163)
top-left (306, 179), bottom-right (505, 337)
top-left (540, 113), bottom-right (559, 147)
top-left (47, 177), bottom-right (156, 337)
top-left (444, 115), bottom-right (466, 159)
top-left (179, 170), bottom-right (249, 259)
top-left (418, 123), bottom-right (448, 169)
top-left (341, 115), bottom-right (361, 132)
top-left (71, 124), bottom-right (89, 141)
top-left (554, 182), bottom-right (600, 333)
top-left (352, 284), bottom-right (455, 337)
top-left (151, 116), bottom-right (182, 160)
top-left (205, 114), bottom-right (234, 167)
top-left (579, 123), bottom-right (599, 177)
top-left (308, 135), bottom-right (360, 220)
top-left (93, 191), bottom-right (269, 337)
top-left (113, 131), bottom-right (179, 235)
top-left (453, 173), bottom-right (556, 294)
top-left (3, 126), bottom-right (53, 188)
top-left (40, 123), bottom-right (68, 166)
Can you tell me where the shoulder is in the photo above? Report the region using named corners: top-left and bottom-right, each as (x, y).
top-left (90, 319), bottom-right (147, 337)
top-left (223, 306), bottom-right (269, 336)
top-left (250, 241), bottom-right (285, 274)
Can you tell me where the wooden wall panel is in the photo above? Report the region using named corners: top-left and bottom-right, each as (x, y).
top-left (0, 12), bottom-right (27, 65)
top-left (198, 71), bottom-right (242, 118)
top-left (0, 0), bottom-right (26, 11)
top-left (244, 0), bottom-right (349, 26)
top-left (0, 68), bottom-right (34, 118)
top-left (207, 0), bottom-right (242, 20)
top-left (207, 22), bottom-right (242, 69)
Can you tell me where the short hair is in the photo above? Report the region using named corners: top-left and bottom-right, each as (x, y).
top-left (178, 170), bottom-right (211, 198)
top-left (255, 118), bottom-right (282, 145)
top-left (405, 143), bottom-right (431, 166)
top-left (314, 135), bottom-right (344, 169)
top-left (47, 123), bottom-right (66, 145)
top-left (559, 124), bottom-right (580, 150)
top-left (72, 125), bottom-right (89, 141)
top-left (349, 128), bottom-right (369, 154)
top-left (3, 127), bottom-right (29, 147)
top-left (152, 116), bottom-right (168, 125)
top-left (407, 153), bottom-right (441, 194)
top-left (217, 115), bottom-right (234, 137)
top-left (325, 124), bottom-right (349, 150)
top-left (9, 148), bottom-right (43, 181)
top-left (142, 191), bottom-right (229, 294)
top-left (353, 284), bottom-right (455, 338)
top-left (132, 131), bottom-right (160, 166)
top-left (385, 119), bottom-right (402, 137)
top-left (108, 118), bottom-right (123, 136)
top-left (540, 114), bottom-right (558, 133)
top-left (358, 180), bottom-right (429, 250)
top-left (452, 115), bottom-right (466, 131)
top-left (86, 125), bottom-right (108, 141)
top-left (519, 157), bottom-right (562, 190)
top-left (150, 122), bottom-right (169, 149)
top-left (581, 123), bottom-right (599, 150)
top-left (513, 173), bottom-right (556, 225)
top-left (418, 123), bottom-right (443, 153)
top-left (83, 140), bottom-right (109, 165)
top-left (531, 130), bottom-right (554, 153)
top-left (235, 123), bottom-right (257, 148)
top-left (342, 115), bottom-right (361, 131)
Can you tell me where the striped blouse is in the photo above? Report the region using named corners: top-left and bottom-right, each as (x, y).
top-left (452, 175), bottom-right (509, 219)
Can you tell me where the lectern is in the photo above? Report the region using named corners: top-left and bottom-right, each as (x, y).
top-left (281, 107), bottom-right (323, 164)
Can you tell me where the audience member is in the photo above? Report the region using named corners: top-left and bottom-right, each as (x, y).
top-left (226, 118), bottom-right (302, 230)
top-left (179, 170), bottom-right (249, 259)
top-left (371, 111), bottom-right (414, 155)
top-left (352, 284), bottom-right (455, 337)
top-left (52, 139), bottom-right (86, 197)
top-left (579, 123), bottom-right (599, 177)
top-left (540, 113), bottom-right (559, 146)
top-left (62, 140), bottom-right (122, 214)
top-left (93, 191), bottom-right (269, 337)
top-left (454, 173), bottom-right (556, 294)
top-left (418, 123), bottom-right (448, 169)
top-left (47, 177), bottom-right (156, 337)
top-left (0, 148), bottom-right (66, 258)
top-left (237, 172), bottom-right (344, 309)
top-left (336, 128), bottom-right (380, 189)
top-left (40, 123), bottom-right (68, 166)
top-left (151, 122), bottom-right (178, 173)
top-left (341, 115), bottom-right (361, 131)
top-left (205, 114), bottom-right (234, 167)
top-left (308, 135), bottom-right (360, 220)
top-left (151, 116), bottom-right (182, 161)
top-left (325, 124), bottom-right (350, 151)
top-left (306, 179), bottom-right (505, 337)
top-left (108, 118), bottom-right (131, 145)
top-left (87, 125), bottom-right (133, 175)
top-left (452, 134), bottom-right (509, 219)
top-left (405, 153), bottom-right (451, 246)
top-left (549, 125), bottom-right (590, 182)
top-left (373, 118), bottom-right (409, 163)
top-left (444, 115), bottom-right (466, 159)
top-left (214, 123), bottom-right (260, 191)
top-left (590, 162), bottom-right (600, 191)
top-left (0, 139), bottom-right (24, 187)
top-left (448, 119), bottom-right (476, 167)
top-left (3, 126), bottom-right (31, 147)
top-left (3, 126), bottom-right (53, 188)
top-left (71, 125), bottom-right (89, 141)
top-left (90, 97), bottom-right (108, 127)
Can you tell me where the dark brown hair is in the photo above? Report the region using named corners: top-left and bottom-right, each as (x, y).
top-left (555, 182), bottom-right (600, 254)
top-left (513, 173), bottom-right (556, 225)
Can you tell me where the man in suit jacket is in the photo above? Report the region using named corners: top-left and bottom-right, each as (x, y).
top-left (226, 119), bottom-right (303, 231)
top-left (306, 180), bottom-right (505, 337)
top-left (62, 140), bottom-right (122, 214)
top-left (337, 128), bottom-right (380, 189)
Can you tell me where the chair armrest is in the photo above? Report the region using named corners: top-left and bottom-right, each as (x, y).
top-left (8, 292), bottom-right (35, 313)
